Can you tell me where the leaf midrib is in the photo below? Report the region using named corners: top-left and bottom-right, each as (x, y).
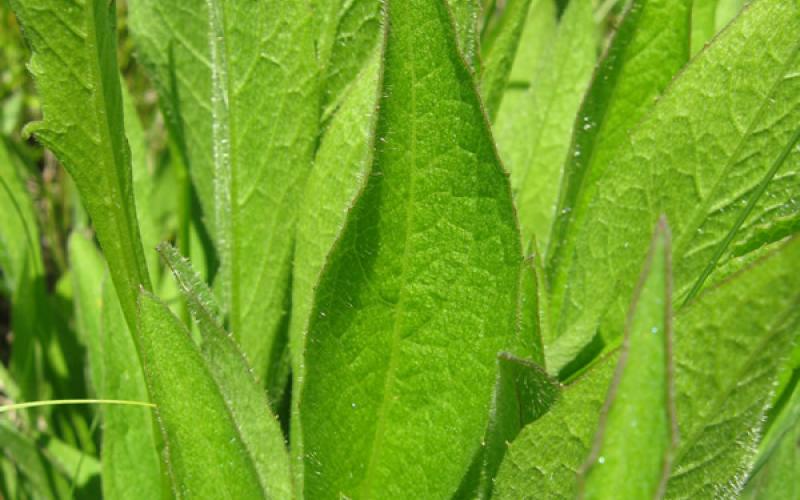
top-left (360, 29), bottom-right (420, 498)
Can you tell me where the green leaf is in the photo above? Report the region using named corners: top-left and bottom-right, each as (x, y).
top-left (99, 279), bottom-right (163, 500)
top-left (479, 0), bottom-right (533, 120)
top-left (0, 420), bottom-right (58, 500)
top-left (494, 0), bottom-right (596, 250)
top-left (546, 0), bottom-right (691, 332)
top-left (493, 353), bottom-right (617, 499)
top-left (0, 140), bottom-right (42, 296)
top-left (0, 422), bottom-right (100, 499)
top-left (205, 0), bottom-right (318, 392)
top-left (505, 0), bottom-right (556, 86)
top-left (666, 237), bottom-right (800, 498)
top-left (10, 0), bottom-right (152, 330)
top-left (691, 0), bottom-right (719, 55)
top-left (455, 353), bottom-right (559, 499)
top-left (123, 84), bottom-right (160, 278)
top-left (741, 377), bottom-right (800, 500)
top-left (289, 48), bottom-right (383, 495)
top-left (158, 242), bottom-right (292, 499)
top-left (68, 233), bottom-right (106, 395)
top-left (315, 0), bottom-right (383, 116)
top-left (135, 290), bottom-right (266, 498)
top-left (577, 219), bottom-right (677, 499)
top-left (126, 0), bottom-right (215, 234)
top-left (495, 233), bottom-right (800, 498)
top-left (548, 0), bottom-right (800, 371)
top-left (714, 0), bottom-right (746, 31)
top-left (299, 0), bottom-right (525, 496)
top-left (0, 139), bottom-right (48, 401)
top-left (447, 0), bottom-right (482, 71)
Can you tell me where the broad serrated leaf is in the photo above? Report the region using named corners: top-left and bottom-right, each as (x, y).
top-left (455, 353), bottom-right (559, 499)
top-left (158, 242), bottom-right (292, 499)
top-left (741, 376), bottom-right (800, 500)
top-left (493, 354), bottom-right (617, 499)
top-left (135, 290), bottom-right (266, 498)
top-left (99, 279), bottom-right (162, 500)
top-left (479, 0), bottom-right (533, 120)
top-left (494, 0), bottom-right (596, 249)
top-left (666, 237), bottom-right (800, 498)
top-left (548, 0), bottom-right (800, 370)
top-left (546, 0), bottom-right (691, 332)
top-left (289, 48), bottom-right (383, 496)
top-left (495, 233), bottom-right (800, 498)
top-left (204, 0), bottom-right (318, 394)
top-left (10, 0), bottom-right (151, 329)
top-left (299, 0), bottom-right (525, 496)
top-left (578, 219), bottom-right (677, 499)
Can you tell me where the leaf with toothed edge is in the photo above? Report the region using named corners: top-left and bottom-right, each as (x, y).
top-left (547, 0), bottom-right (800, 374)
top-left (9, 0), bottom-right (151, 331)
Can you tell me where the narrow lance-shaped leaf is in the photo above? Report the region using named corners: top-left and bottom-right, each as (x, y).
top-left (290, 48), bottom-right (384, 495)
top-left (691, 0), bottom-right (719, 55)
top-left (505, 0), bottom-right (556, 87)
top-left (479, 0), bottom-right (533, 120)
top-left (99, 279), bottom-right (162, 500)
top-left (546, 0), bottom-right (691, 336)
top-left (68, 233), bottom-right (106, 396)
top-left (494, 0), bottom-right (596, 250)
top-left (548, 0), bottom-right (800, 372)
top-left (135, 290), bottom-right (265, 498)
top-left (300, 0), bottom-right (525, 496)
top-left (315, 0), bottom-right (383, 117)
top-left (10, 0), bottom-right (151, 329)
top-left (158, 242), bottom-right (292, 498)
top-left (205, 0), bottom-right (318, 393)
top-left (578, 218), bottom-right (678, 499)
top-left (496, 234), bottom-right (800, 498)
